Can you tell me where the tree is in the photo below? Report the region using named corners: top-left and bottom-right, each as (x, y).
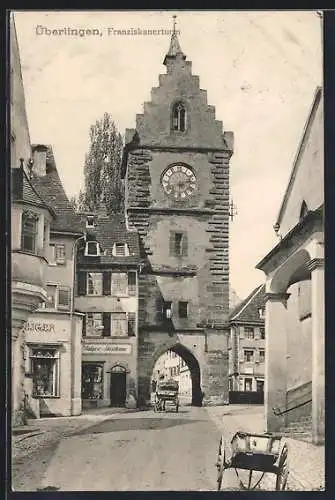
top-left (78, 112), bottom-right (124, 214)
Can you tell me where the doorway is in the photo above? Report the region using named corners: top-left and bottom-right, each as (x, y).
top-left (110, 365), bottom-right (127, 407)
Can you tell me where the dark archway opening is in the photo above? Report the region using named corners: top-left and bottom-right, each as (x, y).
top-left (151, 344), bottom-right (202, 407)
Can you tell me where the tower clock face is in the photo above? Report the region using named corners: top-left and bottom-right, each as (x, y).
top-left (162, 164), bottom-right (197, 200)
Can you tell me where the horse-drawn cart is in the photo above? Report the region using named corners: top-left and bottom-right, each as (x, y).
top-left (216, 431), bottom-right (289, 491)
top-left (153, 379), bottom-right (179, 413)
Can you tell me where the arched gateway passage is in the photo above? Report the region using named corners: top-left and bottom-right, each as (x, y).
top-left (150, 344), bottom-right (202, 407)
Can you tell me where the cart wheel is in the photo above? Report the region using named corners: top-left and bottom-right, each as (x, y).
top-left (216, 436), bottom-right (226, 491)
top-left (275, 443), bottom-right (289, 491)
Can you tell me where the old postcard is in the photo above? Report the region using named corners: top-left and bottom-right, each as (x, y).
top-left (9, 9), bottom-right (324, 492)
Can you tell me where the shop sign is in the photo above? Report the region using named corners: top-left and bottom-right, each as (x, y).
top-left (23, 321), bottom-right (55, 333)
top-left (82, 343), bottom-right (132, 355)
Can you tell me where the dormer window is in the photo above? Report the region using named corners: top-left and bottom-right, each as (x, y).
top-left (85, 241), bottom-right (100, 256)
top-left (172, 101), bottom-right (187, 132)
top-left (86, 215), bottom-right (95, 229)
top-left (112, 243), bottom-right (129, 257)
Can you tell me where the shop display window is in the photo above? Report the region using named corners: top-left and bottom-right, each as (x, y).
top-left (82, 364), bottom-right (104, 399)
top-left (30, 348), bottom-right (59, 397)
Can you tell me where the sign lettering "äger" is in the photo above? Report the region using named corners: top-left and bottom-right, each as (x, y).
top-left (23, 322), bottom-right (55, 333)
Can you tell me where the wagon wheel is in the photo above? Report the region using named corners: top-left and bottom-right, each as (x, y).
top-left (275, 442), bottom-right (289, 491)
top-left (216, 436), bottom-right (226, 491)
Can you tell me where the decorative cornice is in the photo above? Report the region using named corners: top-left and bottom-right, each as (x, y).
top-left (264, 292), bottom-right (290, 304)
top-left (307, 257), bottom-right (324, 272)
top-left (127, 207), bottom-right (227, 216)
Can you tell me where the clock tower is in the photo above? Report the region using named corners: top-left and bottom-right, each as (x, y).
top-left (122, 24), bottom-right (234, 406)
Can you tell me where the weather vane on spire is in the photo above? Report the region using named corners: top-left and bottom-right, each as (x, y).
top-left (172, 15), bottom-right (177, 34)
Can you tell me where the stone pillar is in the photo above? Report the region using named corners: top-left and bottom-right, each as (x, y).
top-left (309, 258), bottom-right (325, 444)
top-left (264, 292), bottom-right (290, 432)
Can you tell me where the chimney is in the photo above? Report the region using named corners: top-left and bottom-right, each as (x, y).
top-left (32, 144), bottom-right (48, 176)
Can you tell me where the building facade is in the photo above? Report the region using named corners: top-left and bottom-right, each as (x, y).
top-left (256, 87), bottom-right (324, 444)
top-left (21, 145), bottom-right (84, 418)
top-left (10, 16), bottom-right (52, 425)
top-left (122, 28), bottom-right (233, 406)
top-left (228, 285), bottom-right (266, 401)
top-left (75, 214), bottom-right (141, 409)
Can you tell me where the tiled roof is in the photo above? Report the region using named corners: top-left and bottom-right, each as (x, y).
top-left (11, 166), bottom-right (54, 214)
top-left (78, 214), bottom-right (141, 265)
top-left (30, 147), bottom-right (83, 234)
top-left (228, 284), bottom-right (266, 324)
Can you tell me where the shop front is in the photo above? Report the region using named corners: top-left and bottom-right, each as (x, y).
top-left (23, 311), bottom-right (82, 417)
top-left (81, 340), bottom-right (137, 409)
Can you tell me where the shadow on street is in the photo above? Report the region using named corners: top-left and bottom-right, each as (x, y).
top-left (72, 417), bottom-right (201, 435)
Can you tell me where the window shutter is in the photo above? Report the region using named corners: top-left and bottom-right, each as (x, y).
top-left (103, 312), bottom-right (111, 337)
top-left (58, 287), bottom-right (71, 310)
top-left (169, 231), bottom-right (175, 256)
top-left (156, 297), bottom-right (163, 322)
top-left (77, 271), bottom-right (86, 296)
top-left (128, 312), bottom-right (136, 336)
top-left (239, 328), bottom-right (244, 339)
top-left (128, 272), bottom-right (136, 296)
top-left (103, 271), bottom-right (111, 295)
top-left (82, 314), bottom-right (87, 337)
top-left (181, 232), bottom-right (188, 256)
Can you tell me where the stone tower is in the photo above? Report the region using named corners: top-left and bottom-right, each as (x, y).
top-left (121, 25), bottom-right (234, 406)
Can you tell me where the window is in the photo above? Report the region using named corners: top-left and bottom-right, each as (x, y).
top-left (256, 380), bottom-right (264, 393)
top-left (58, 287), bottom-right (71, 310)
top-left (244, 350), bottom-right (254, 362)
top-left (111, 273), bottom-right (128, 296)
top-left (87, 273), bottom-right (103, 296)
top-left (244, 378), bottom-right (253, 392)
top-left (260, 328), bottom-right (265, 340)
top-left (44, 285), bottom-right (71, 311)
top-left (81, 364), bottom-right (103, 400)
top-left (49, 244), bottom-right (66, 265)
top-left (85, 241), bottom-right (100, 256)
top-left (112, 243), bottom-right (129, 257)
top-left (128, 271), bottom-right (137, 296)
top-left (170, 231), bottom-right (188, 257)
top-left (46, 285), bottom-right (57, 308)
top-left (178, 301), bottom-right (188, 318)
top-left (21, 211), bottom-right (38, 253)
top-left (85, 313), bottom-right (104, 337)
top-left (172, 102), bottom-right (187, 132)
top-left (162, 301), bottom-right (172, 320)
top-left (244, 327), bottom-right (255, 340)
top-left (111, 312), bottom-right (128, 337)
top-left (259, 349), bottom-right (265, 363)
top-left (128, 312), bottom-right (136, 336)
top-left (30, 348), bottom-right (59, 397)
top-left (86, 216), bottom-right (95, 229)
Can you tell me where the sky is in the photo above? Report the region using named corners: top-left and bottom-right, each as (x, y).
top-left (13, 10), bottom-right (322, 300)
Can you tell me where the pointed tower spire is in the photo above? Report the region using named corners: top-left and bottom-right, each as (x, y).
top-left (163, 15), bottom-right (186, 66)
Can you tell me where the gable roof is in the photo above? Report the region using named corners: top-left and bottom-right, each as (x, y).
top-left (29, 145), bottom-right (83, 235)
top-left (78, 214), bottom-right (141, 266)
top-left (276, 86), bottom-right (322, 227)
top-left (229, 284), bottom-right (266, 324)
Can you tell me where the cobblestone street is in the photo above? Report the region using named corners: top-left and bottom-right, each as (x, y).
top-left (11, 404), bottom-right (325, 492)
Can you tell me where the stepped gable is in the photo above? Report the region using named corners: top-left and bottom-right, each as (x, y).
top-left (229, 284), bottom-right (266, 324)
top-left (11, 165), bottom-right (55, 216)
top-left (79, 213), bottom-right (141, 266)
top-left (122, 30), bottom-right (233, 163)
top-left (30, 145), bottom-right (82, 234)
